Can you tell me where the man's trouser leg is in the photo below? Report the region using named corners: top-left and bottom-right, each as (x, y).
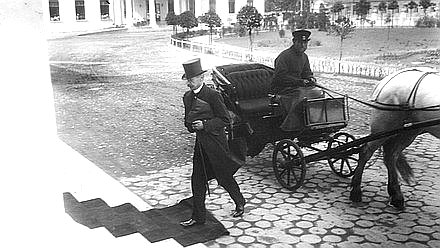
top-left (218, 175), bottom-right (245, 206)
top-left (191, 146), bottom-right (207, 222)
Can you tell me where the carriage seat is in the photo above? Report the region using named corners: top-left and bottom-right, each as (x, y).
top-left (227, 68), bottom-right (272, 116)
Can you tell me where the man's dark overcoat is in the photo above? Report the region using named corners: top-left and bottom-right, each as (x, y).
top-left (183, 85), bottom-right (241, 181)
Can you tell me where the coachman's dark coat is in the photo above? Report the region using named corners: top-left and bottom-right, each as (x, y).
top-left (271, 45), bottom-right (314, 94)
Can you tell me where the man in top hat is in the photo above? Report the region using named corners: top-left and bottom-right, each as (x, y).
top-left (180, 58), bottom-right (245, 227)
top-left (270, 29), bottom-right (322, 131)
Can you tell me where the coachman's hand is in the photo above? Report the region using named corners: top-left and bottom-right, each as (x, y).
top-left (192, 120), bottom-right (204, 131)
top-left (300, 79), bottom-right (309, 87)
top-left (304, 78), bottom-right (316, 87)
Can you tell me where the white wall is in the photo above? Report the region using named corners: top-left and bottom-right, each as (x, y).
top-left (47, 0), bottom-right (119, 36)
top-left (1, 0), bottom-right (66, 246)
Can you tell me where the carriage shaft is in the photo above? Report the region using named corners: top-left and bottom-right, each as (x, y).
top-left (303, 117), bottom-right (440, 164)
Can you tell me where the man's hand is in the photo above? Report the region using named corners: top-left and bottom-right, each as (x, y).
top-left (191, 120), bottom-right (204, 131)
top-left (304, 77), bottom-right (316, 87)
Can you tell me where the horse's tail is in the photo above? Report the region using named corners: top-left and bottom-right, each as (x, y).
top-left (384, 149), bottom-right (414, 184)
top-left (396, 153), bottom-right (414, 184)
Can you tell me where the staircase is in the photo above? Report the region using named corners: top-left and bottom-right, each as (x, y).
top-left (64, 192), bottom-right (205, 248)
top-left (57, 140), bottom-right (206, 248)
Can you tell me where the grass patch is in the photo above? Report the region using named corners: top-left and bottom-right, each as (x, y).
top-left (216, 28), bottom-right (440, 68)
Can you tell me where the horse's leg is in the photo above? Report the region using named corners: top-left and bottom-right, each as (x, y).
top-left (350, 139), bottom-right (384, 202)
top-left (351, 109), bottom-right (407, 203)
top-left (383, 133), bottom-right (417, 210)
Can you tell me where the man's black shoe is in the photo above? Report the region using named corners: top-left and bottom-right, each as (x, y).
top-left (180, 218), bottom-right (205, 227)
top-left (232, 204), bottom-right (245, 217)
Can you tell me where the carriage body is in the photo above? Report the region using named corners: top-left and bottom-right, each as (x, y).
top-left (211, 63), bottom-right (349, 156)
top-left (210, 63), bottom-right (353, 190)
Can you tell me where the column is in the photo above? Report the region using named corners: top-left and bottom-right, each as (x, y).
top-left (125, 0), bottom-right (133, 26)
top-left (112, 0), bottom-right (123, 26)
top-left (149, 0), bottom-right (158, 27)
top-left (194, 0), bottom-right (203, 17)
top-left (174, 0), bottom-right (181, 14)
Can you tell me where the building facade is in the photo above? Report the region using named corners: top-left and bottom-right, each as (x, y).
top-left (44, 0), bottom-right (439, 37)
top-left (45, 0), bottom-right (266, 36)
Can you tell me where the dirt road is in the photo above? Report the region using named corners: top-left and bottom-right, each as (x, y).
top-left (49, 29), bottom-right (376, 179)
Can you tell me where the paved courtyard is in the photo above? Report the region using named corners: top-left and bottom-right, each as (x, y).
top-left (49, 29), bottom-right (440, 247)
top-left (119, 134), bottom-right (440, 248)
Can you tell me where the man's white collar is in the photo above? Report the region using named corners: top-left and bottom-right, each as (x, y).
top-left (193, 84), bottom-right (203, 94)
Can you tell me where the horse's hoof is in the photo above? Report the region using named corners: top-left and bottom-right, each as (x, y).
top-left (349, 190), bottom-right (362, 203)
top-left (388, 199), bottom-right (405, 211)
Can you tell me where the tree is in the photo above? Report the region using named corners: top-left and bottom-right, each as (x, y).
top-left (265, 0), bottom-right (299, 13)
top-left (265, 0), bottom-right (300, 29)
top-left (407, 1), bottom-right (418, 25)
top-left (378, 1), bottom-right (387, 26)
top-left (331, 2), bottom-right (345, 20)
top-left (263, 13), bottom-right (278, 31)
top-left (165, 11), bottom-right (179, 35)
top-left (295, 11), bottom-right (315, 29)
top-left (328, 16), bottom-right (356, 73)
top-left (353, 0), bottom-right (371, 28)
top-left (387, 0), bottom-right (399, 28)
top-left (419, 0), bottom-right (433, 16)
top-left (317, 3), bottom-right (330, 31)
top-left (199, 11), bottom-right (222, 44)
top-left (385, 13), bottom-right (392, 41)
top-left (178, 11), bottom-right (198, 40)
top-left (237, 5), bottom-right (263, 56)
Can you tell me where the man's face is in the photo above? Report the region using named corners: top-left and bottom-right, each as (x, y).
top-left (186, 74), bottom-right (204, 90)
top-left (292, 39), bottom-right (308, 53)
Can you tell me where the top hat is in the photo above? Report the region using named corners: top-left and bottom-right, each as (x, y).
top-left (292, 29), bottom-right (311, 42)
top-left (182, 58), bottom-right (207, 80)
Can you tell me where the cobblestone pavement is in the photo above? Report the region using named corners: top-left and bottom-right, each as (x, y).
top-left (49, 29), bottom-right (440, 247)
top-left (120, 135), bottom-right (440, 248)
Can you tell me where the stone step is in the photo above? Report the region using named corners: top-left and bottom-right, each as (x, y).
top-left (58, 141), bottom-right (188, 247)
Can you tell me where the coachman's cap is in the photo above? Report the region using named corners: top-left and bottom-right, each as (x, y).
top-left (182, 58), bottom-right (207, 80)
top-left (292, 29), bottom-right (311, 42)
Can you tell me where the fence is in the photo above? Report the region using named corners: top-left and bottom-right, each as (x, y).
top-left (170, 36), bottom-right (400, 79)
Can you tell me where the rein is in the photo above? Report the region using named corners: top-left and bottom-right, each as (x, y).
top-left (316, 71), bottom-right (440, 112)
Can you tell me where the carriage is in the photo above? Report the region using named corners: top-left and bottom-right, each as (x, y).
top-left (210, 63), bottom-right (356, 190)
top-left (209, 63), bottom-right (440, 209)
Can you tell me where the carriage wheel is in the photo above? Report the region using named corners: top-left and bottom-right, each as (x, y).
top-left (272, 139), bottom-right (306, 191)
top-left (327, 132), bottom-right (358, 178)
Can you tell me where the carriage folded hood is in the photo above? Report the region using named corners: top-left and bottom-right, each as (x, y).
top-left (371, 67), bottom-right (440, 110)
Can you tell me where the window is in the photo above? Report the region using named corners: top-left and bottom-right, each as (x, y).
top-left (209, 0), bottom-right (216, 12)
top-left (75, 0), bottom-right (85, 20)
top-left (100, 0), bottom-right (110, 20)
top-left (229, 0), bottom-right (235, 13)
top-left (168, 0), bottom-right (174, 12)
top-left (189, 0), bottom-right (195, 14)
top-left (49, 0), bottom-right (60, 21)
top-left (247, 0), bottom-right (253, 6)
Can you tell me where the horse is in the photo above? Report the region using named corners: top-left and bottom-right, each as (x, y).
top-left (349, 67), bottom-right (440, 210)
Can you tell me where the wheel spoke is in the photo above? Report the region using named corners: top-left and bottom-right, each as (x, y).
top-left (339, 159), bottom-right (345, 172)
top-left (327, 133), bottom-right (358, 178)
top-left (291, 166), bottom-right (299, 183)
top-left (279, 168), bottom-right (287, 177)
top-left (273, 139), bottom-right (305, 191)
top-left (280, 149), bottom-right (289, 159)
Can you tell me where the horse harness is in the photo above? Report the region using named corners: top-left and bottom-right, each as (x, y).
top-left (373, 69), bottom-right (440, 111)
top-left (317, 69), bottom-right (440, 112)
